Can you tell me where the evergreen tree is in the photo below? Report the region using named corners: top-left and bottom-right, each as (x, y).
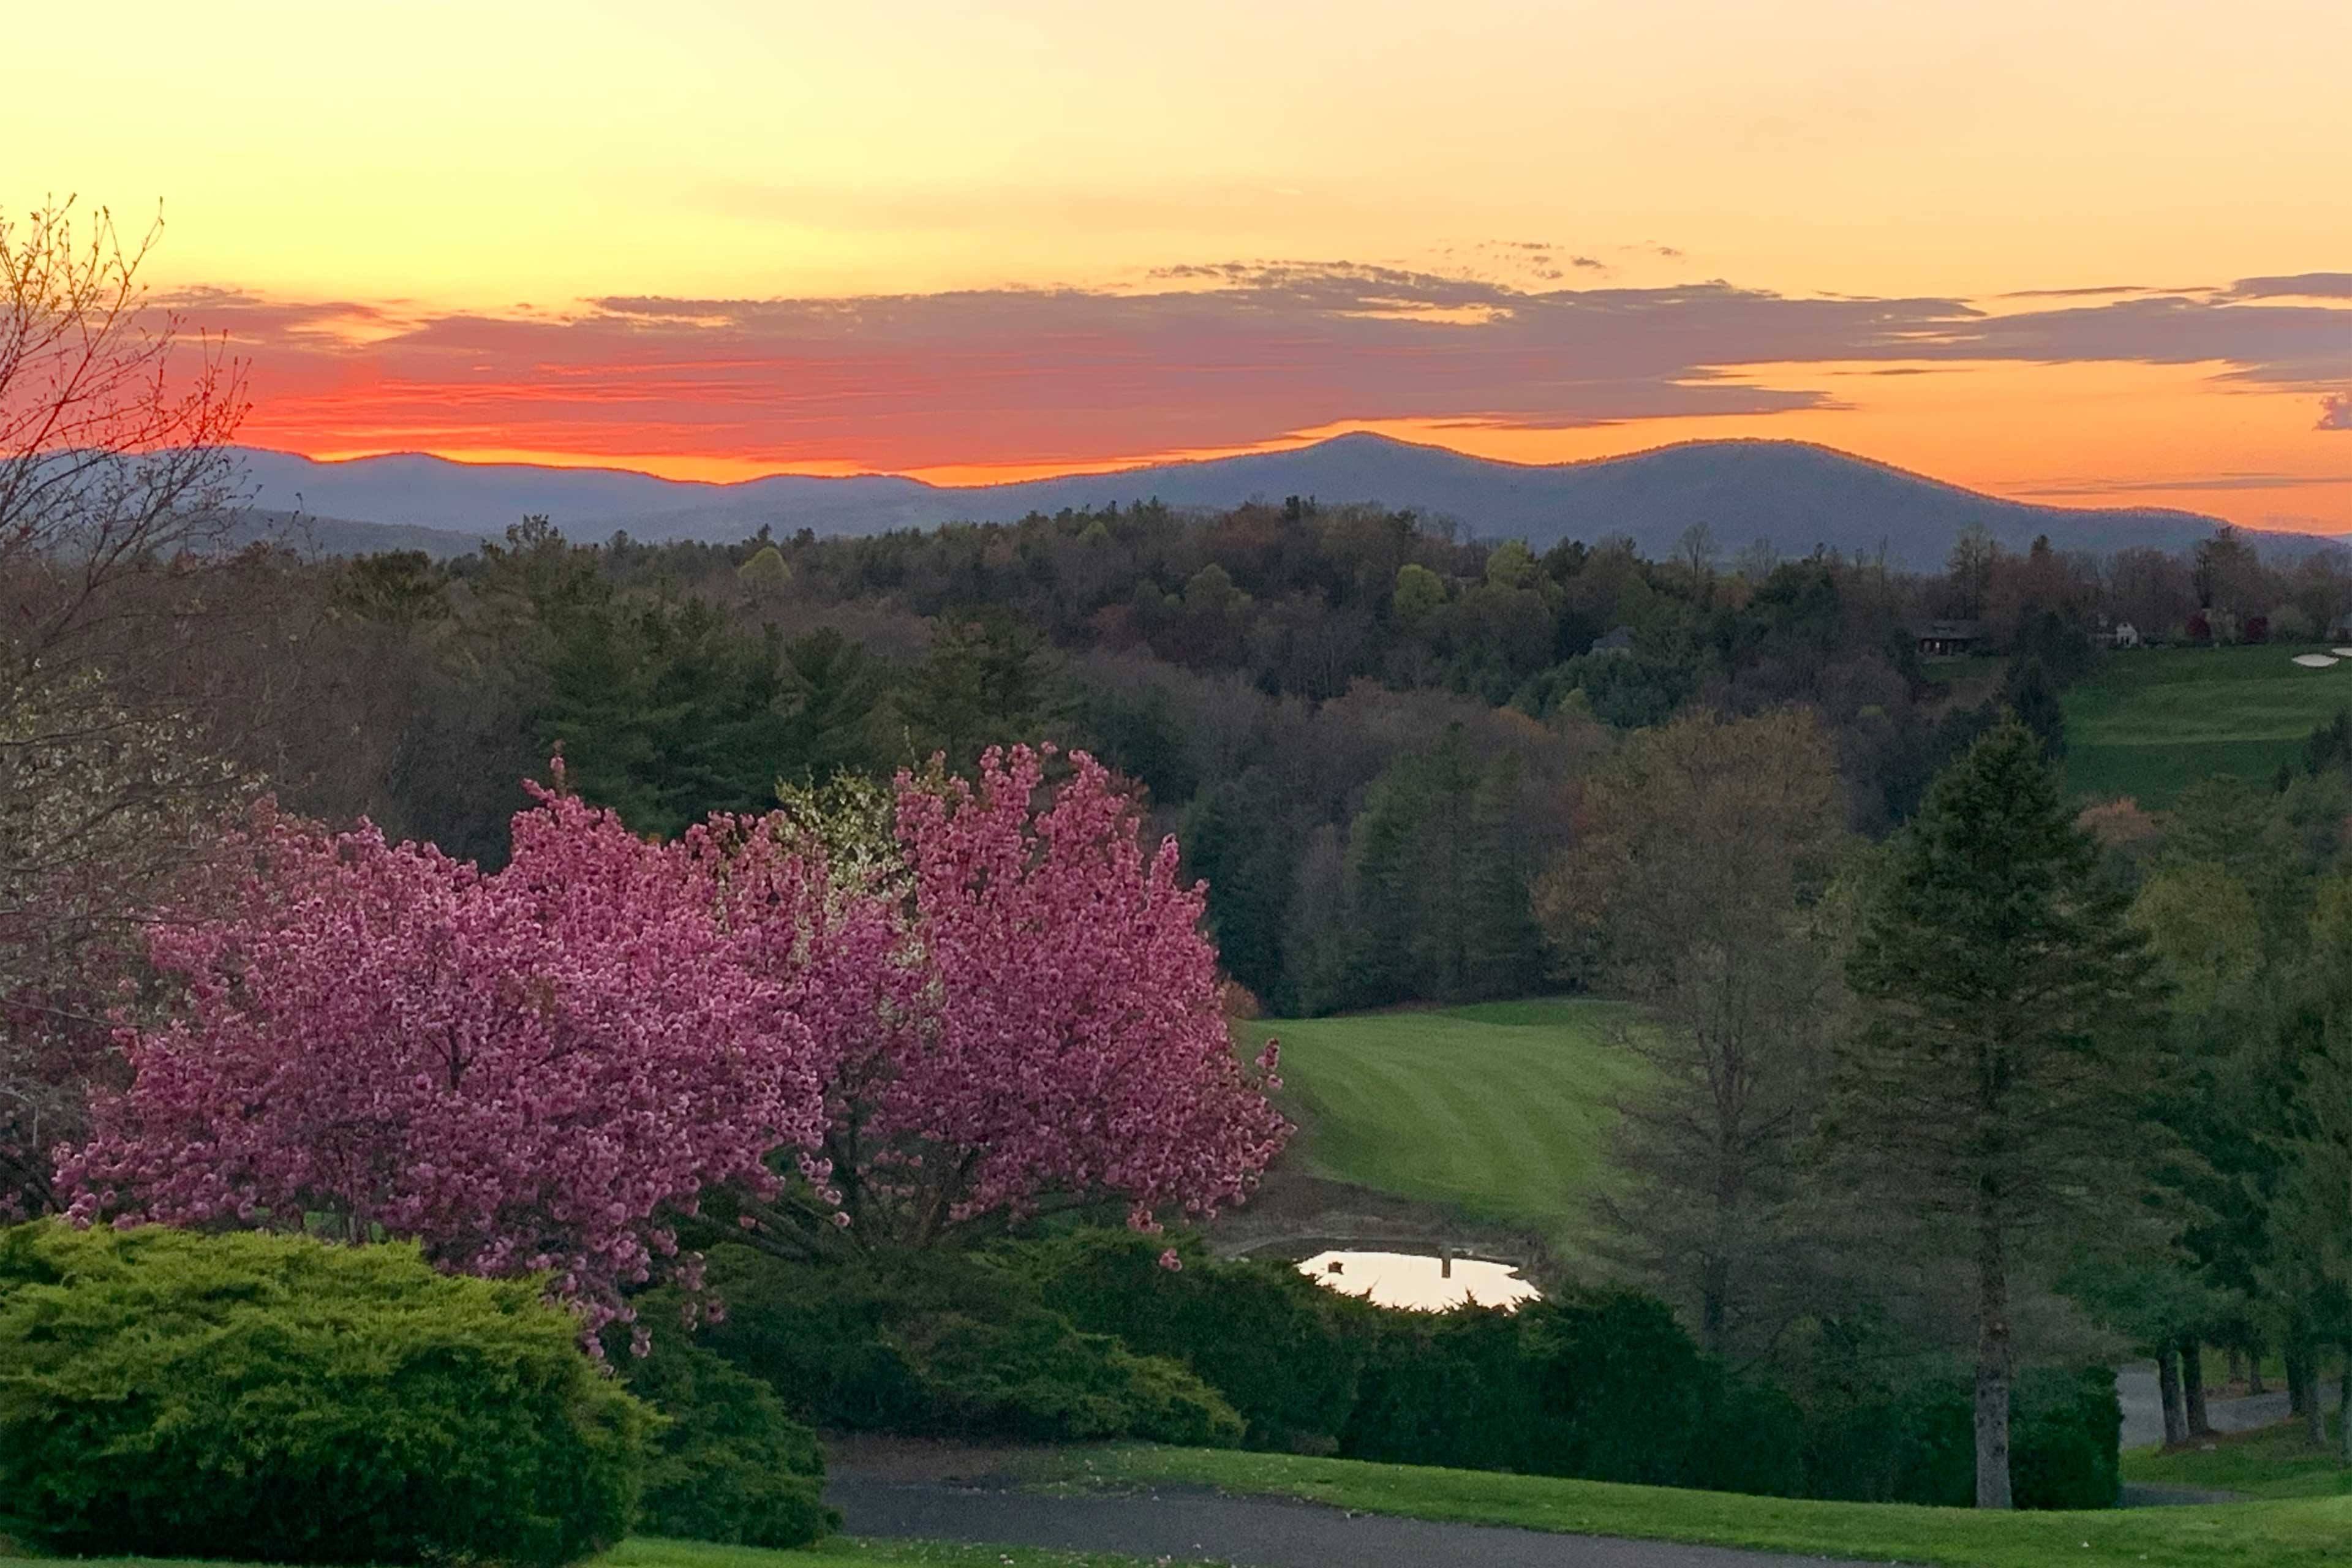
top-left (1343, 727), bottom-right (1542, 1006)
top-left (776, 628), bottom-right (889, 785)
top-left (1824, 722), bottom-right (2168, 1507)
top-left (1997, 658), bottom-right (2067, 761)
top-left (899, 610), bottom-right (1059, 768)
top-left (1181, 769), bottom-right (1299, 1005)
top-left (534, 589), bottom-right (793, 835)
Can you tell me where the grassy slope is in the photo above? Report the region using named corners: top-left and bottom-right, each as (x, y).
top-left (2122, 1415), bottom-right (2352, 1501)
top-left (1250, 998), bottom-right (1634, 1243)
top-left (1027, 1444), bottom-right (2352, 1568)
top-left (616, 1540), bottom-right (1166, 1568)
top-left (2064, 644), bottom-right (2352, 806)
top-left (0, 1542), bottom-right (1175, 1568)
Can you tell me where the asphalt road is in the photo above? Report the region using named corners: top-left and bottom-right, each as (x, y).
top-left (827, 1476), bottom-right (1890, 1568)
top-left (2116, 1362), bottom-right (2342, 1450)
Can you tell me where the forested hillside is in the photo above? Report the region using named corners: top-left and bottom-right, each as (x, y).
top-left (192, 497), bottom-right (2351, 1015)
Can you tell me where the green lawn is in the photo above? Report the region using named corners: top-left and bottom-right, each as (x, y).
top-left (0, 1541), bottom-right (1178, 1568)
top-left (2121, 1415), bottom-right (2352, 1500)
top-left (2064, 644), bottom-right (2352, 806)
top-left (1248, 998), bottom-right (1635, 1243)
top-left (1023, 1443), bottom-right (2352, 1568)
top-left (615, 1540), bottom-right (1169, 1568)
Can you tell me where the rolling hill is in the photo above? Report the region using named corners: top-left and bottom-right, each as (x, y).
top-left (225, 434), bottom-right (2338, 568)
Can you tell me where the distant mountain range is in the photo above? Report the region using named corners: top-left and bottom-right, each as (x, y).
top-left (225, 434), bottom-right (2337, 571)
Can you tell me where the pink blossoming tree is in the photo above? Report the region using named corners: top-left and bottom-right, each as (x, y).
top-left (61, 745), bottom-right (1288, 1314)
top-left (60, 785), bottom-right (823, 1333)
top-left (720, 747), bottom-right (1291, 1254)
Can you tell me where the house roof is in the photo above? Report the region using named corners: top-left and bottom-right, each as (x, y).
top-left (1589, 625), bottom-right (1635, 654)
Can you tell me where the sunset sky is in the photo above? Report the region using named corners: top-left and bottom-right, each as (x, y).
top-left (12, 0), bottom-right (2350, 528)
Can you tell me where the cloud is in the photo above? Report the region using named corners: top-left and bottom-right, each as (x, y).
top-left (2227, 273), bottom-right (2352, 300)
top-left (2322, 391), bottom-right (2352, 431)
top-left (1917, 294), bottom-right (2352, 386)
top-left (190, 260), bottom-right (2352, 473)
top-left (2016, 472), bottom-right (2352, 497)
top-left (1996, 283), bottom-right (2211, 299)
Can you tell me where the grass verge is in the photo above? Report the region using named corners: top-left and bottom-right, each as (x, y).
top-left (1021, 1442), bottom-right (2352, 1567)
top-left (2121, 1415), bottom-right (2352, 1500)
top-left (615, 1539), bottom-right (1175, 1567)
top-left (0, 1542), bottom-right (1177, 1568)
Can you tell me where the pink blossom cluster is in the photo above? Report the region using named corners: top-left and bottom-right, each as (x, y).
top-left (699, 747), bottom-right (1291, 1251)
top-left (61, 745), bottom-right (1289, 1309)
top-left (61, 787), bottom-right (820, 1331)
top-left (876, 747), bottom-right (1289, 1238)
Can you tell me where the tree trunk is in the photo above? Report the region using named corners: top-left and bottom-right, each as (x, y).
top-left (1974, 1210), bottom-right (2013, 1508)
top-left (2155, 1343), bottom-right (2187, 1449)
top-left (1699, 1250), bottom-right (1728, 1359)
top-left (2305, 1354), bottom-right (2328, 1450)
top-left (2339, 1355), bottom-right (2351, 1466)
top-left (2287, 1343), bottom-right (2309, 1417)
top-left (2247, 1335), bottom-right (2266, 1396)
top-left (2180, 1336), bottom-right (2211, 1438)
top-left (2226, 1344), bottom-right (2247, 1392)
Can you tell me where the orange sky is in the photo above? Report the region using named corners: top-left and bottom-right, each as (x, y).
top-left (10, 1), bottom-right (2349, 527)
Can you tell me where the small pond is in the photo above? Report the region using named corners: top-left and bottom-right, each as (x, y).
top-left (1295, 1248), bottom-right (1541, 1312)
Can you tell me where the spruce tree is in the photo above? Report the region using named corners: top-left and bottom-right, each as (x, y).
top-left (1825, 722), bottom-right (2166, 1507)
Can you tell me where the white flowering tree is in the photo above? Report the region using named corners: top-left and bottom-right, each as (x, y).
top-left (1, 200), bottom-right (256, 1213)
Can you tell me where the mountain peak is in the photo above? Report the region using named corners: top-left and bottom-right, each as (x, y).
top-left (225, 437), bottom-right (2313, 569)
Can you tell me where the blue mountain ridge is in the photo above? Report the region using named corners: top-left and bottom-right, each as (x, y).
top-left (225, 432), bottom-right (2331, 571)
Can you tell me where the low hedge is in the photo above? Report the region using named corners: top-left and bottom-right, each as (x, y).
top-left (616, 1329), bottom-right (837, 1548)
top-left (0, 1220), bottom-right (650, 1566)
top-left (671, 1229), bottom-right (2114, 1512)
top-left (1009, 1229), bottom-right (1365, 1450)
top-left (1001, 1229), bottom-right (2100, 1509)
top-left (680, 1245), bottom-right (1242, 1446)
top-left (1801, 1362), bottom-right (2120, 1507)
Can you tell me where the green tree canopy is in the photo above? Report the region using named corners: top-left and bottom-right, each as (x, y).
top-left (1826, 722), bottom-right (2169, 1507)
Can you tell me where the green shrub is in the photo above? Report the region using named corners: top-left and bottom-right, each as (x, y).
top-left (1691, 1376), bottom-right (1807, 1499)
top-left (913, 1308), bottom-right (1242, 1444)
top-left (1799, 1360), bottom-right (2118, 1508)
top-left (0, 1220), bottom-right (649, 1566)
top-left (2013, 1365), bottom-right (2121, 1509)
top-left (1340, 1302), bottom-right (1545, 1472)
top-left (685, 1245), bottom-right (1241, 1446)
top-left (617, 1329), bottom-right (837, 1547)
top-left (1801, 1374), bottom-right (1976, 1506)
top-left (1520, 1290), bottom-right (1712, 1485)
top-left (1010, 1229), bottom-right (1363, 1450)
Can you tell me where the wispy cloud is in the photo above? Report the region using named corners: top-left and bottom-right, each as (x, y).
top-left (186, 260), bottom-right (2352, 472)
top-left (2225, 273), bottom-right (2352, 301)
top-left (2015, 472), bottom-right (2352, 497)
top-left (1995, 283), bottom-right (2211, 299)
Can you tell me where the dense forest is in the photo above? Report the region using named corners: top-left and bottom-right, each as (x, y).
top-left (187, 498), bottom-right (2352, 1019)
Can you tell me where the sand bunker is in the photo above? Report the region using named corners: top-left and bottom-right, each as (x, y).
top-left (2293, 653), bottom-right (2341, 668)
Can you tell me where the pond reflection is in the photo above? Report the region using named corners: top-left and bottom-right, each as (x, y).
top-left (1296, 1249), bottom-right (1540, 1312)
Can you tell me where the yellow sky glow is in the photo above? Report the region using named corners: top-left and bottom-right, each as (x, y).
top-left (8, 0), bottom-right (2348, 525)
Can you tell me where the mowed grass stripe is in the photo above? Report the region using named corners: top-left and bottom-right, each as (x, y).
top-left (2065, 645), bottom-right (2352, 806)
top-left (1248, 998), bottom-right (1634, 1241)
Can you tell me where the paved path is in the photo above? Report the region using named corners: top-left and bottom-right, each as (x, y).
top-left (827, 1476), bottom-right (1886, 1568)
top-left (2116, 1362), bottom-right (2342, 1450)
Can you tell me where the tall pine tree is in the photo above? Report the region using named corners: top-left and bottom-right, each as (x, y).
top-left (1825, 722), bottom-right (2166, 1507)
